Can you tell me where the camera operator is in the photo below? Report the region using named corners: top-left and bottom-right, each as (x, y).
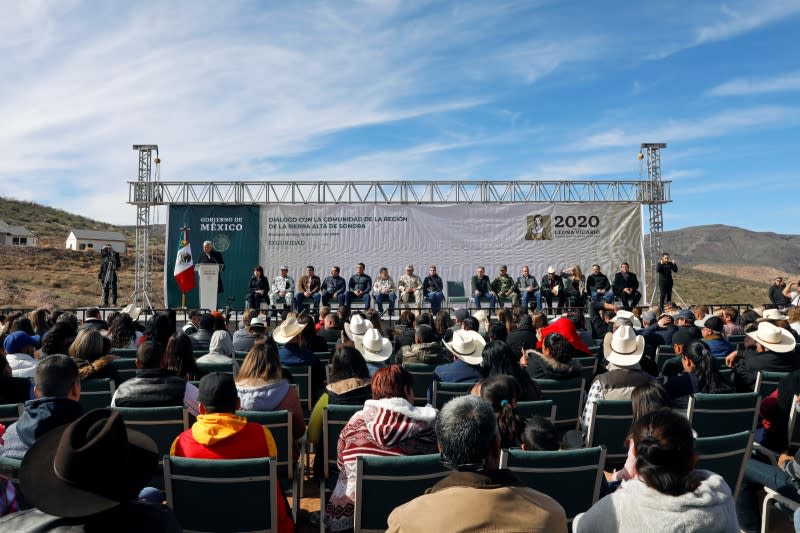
top-left (99, 244), bottom-right (121, 307)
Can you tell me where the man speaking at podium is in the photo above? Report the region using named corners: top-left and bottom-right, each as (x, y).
top-left (198, 240), bottom-right (224, 293)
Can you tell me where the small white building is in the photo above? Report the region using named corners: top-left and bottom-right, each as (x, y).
top-left (0, 219), bottom-right (36, 246)
top-left (66, 229), bottom-right (127, 254)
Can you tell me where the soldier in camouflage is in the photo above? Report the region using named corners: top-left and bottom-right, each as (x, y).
top-left (399, 264), bottom-right (424, 311)
top-left (491, 265), bottom-right (519, 308)
top-left (271, 266), bottom-right (296, 312)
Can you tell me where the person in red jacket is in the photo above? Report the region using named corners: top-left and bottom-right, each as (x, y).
top-left (170, 373), bottom-right (295, 532)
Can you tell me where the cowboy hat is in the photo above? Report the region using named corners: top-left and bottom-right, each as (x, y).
top-left (610, 310), bottom-right (642, 329)
top-left (443, 330), bottom-right (486, 365)
top-left (355, 328), bottom-right (393, 362)
top-left (758, 309), bottom-right (789, 322)
top-left (344, 315), bottom-right (372, 340)
top-left (272, 316), bottom-right (305, 344)
top-left (120, 303), bottom-right (142, 321)
top-left (473, 310), bottom-right (489, 323)
top-left (603, 325), bottom-right (645, 367)
top-left (747, 322), bottom-right (796, 353)
top-left (19, 409), bottom-right (158, 518)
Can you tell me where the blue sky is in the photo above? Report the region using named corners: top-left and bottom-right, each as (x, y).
top-left (1, 1), bottom-right (799, 233)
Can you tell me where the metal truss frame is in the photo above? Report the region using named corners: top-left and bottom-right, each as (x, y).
top-left (128, 180), bottom-right (670, 205)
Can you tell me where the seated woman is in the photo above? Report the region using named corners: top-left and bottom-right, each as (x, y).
top-left (663, 340), bottom-right (732, 409)
top-left (472, 374), bottom-right (526, 448)
top-left (481, 340), bottom-right (541, 401)
top-left (521, 415), bottom-right (561, 451)
top-left (68, 328), bottom-right (121, 386)
top-left (196, 330), bottom-right (238, 374)
top-left (235, 338), bottom-right (305, 442)
top-left (106, 312), bottom-right (141, 350)
top-left (574, 409), bottom-right (739, 533)
top-left (561, 264), bottom-right (587, 308)
top-left (325, 365), bottom-right (437, 532)
top-left (524, 332), bottom-right (583, 381)
top-left (308, 344), bottom-right (372, 475)
top-left (163, 332), bottom-right (201, 381)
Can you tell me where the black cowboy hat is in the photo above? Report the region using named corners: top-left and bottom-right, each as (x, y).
top-left (20, 408), bottom-right (159, 518)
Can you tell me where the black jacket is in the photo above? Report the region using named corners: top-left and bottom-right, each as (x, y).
top-left (733, 348), bottom-right (800, 391)
top-left (506, 326), bottom-right (538, 357)
top-left (111, 369), bottom-right (186, 407)
top-left (525, 352), bottom-right (582, 381)
top-left (190, 329), bottom-right (213, 351)
top-left (612, 272), bottom-right (639, 294)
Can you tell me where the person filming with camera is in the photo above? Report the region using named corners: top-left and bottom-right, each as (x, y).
top-left (99, 244), bottom-right (121, 307)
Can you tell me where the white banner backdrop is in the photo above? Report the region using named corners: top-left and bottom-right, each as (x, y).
top-left (259, 203), bottom-right (646, 302)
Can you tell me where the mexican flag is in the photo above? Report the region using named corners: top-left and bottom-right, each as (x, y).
top-left (173, 227), bottom-right (195, 294)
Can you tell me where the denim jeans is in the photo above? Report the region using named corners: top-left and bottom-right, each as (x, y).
top-left (591, 289), bottom-right (615, 304)
top-left (736, 458), bottom-right (800, 533)
top-left (374, 292), bottom-right (396, 314)
top-left (426, 292), bottom-right (444, 314)
top-left (520, 290), bottom-right (542, 311)
top-left (472, 291), bottom-right (496, 311)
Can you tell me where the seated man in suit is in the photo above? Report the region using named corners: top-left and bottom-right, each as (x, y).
top-left (320, 266), bottom-right (347, 308)
top-left (471, 266), bottom-right (497, 313)
top-left (295, 265), bottom-right (321, 312)
top-left (612, 262), bottom-right (641, 310)
top-left (345, 263), bottom-right (372, 309)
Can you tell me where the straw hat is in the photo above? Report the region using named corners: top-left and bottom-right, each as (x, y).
top-left (344, 315), bottom-right (372, 340)
top-left (758, 309), bottom-right (789, 322)
top-left (443, 330), bottom-right (486, 365)
top-left (355, 329), bottom-right (393, 362)
top-left (610, 310), bottom-right (641, 329)
top-left (603, 325), bottom-right (645, 367)
top-left (272, 317), bottom-right (305, 344)
top-left (747, 322), bottom-right (796, 353)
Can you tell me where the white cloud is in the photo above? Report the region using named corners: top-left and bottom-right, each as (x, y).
top-left (709, 71), bottom-right (800, 96)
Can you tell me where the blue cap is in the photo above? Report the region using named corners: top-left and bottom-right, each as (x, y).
top-left (3, 331), bottom-right (41, 353)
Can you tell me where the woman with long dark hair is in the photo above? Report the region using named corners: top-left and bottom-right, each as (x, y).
top-left (664, 340), bottom-right (732, 408)
top-left (481, 340), bottom-right (541, 401)
top-left (575, 410), bottom-right (739, 532)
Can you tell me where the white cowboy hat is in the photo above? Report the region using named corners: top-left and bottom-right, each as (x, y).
top-left (758, 309), bottom-right (789, 322)
top-left (443, 330), bottom-right (486, 366)
top-left (747, 322), bottom-right (796, 353)
top-left (121, 304), bottom-right (142, 321)
top-left (272, 317), bottom-right (305, 344)
top-left (344, 315), bottom-right (372, 340)
top-left (249, 316), bottom-right (267, 328)
top-left (354, 328), bottom-right (393, 362)
top-left (473, 310), bottom-right (489, 324)
top-left (610, 310), bottom-right (642, 329)
top-left (603, 325), bottom-right (645, 367)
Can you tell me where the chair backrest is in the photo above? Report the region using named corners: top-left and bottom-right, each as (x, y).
top-left (500, 446), bottom-right (607, 523)
top-left (686, 392), bottom-right (760, 437)
top-left (112, 406), bottom-right (189, 460)
top-left (0, 403), bottom-right (23, 425)
top-left (727, 334), bottom-right (746, 345)
top-left (314, 351), bottom-right (332, 366)
top-left (516, 400), bottom-right (556, 424)
top-left (0, 456), bottom-right (21, 484)
top-left (431, 381), bottom-right (473, 410)
top-left (79, 378), bottom-right (116, 411)
top-left (694, 430), bottom-right (753, 499)
top-left (323, 405), bottom-right (363, 479)
top-left (789, 395), bottom-right (800, 449)
top-left (110, 357), bottom-right (137, 383)
top-left (282, 364), bottom-right (313, 412)
top-left (403, 362), bottom-right (438, 406)
top-left (534, 377), bottom-right (585, 428)
top-left (585, 400), bottom-right (633, 462)
top-left (755, 371), bottom-right (789, 398)
top-left (236, 409), bottom-right (295, 478)
top-left (110, 348), bottom-right (138, 357)
top-left (354, 453), bottom-right (450, 533)
top-left (446, 281), bottom-right (467, 299)
top-left (196, 361), bottom-right (235, 375)
top-left (656, 345), bottom-right (678, 375)
top-left (574, 356), bottom-right (597, 383)
top-left (164, 456), bottom-right (278, 533)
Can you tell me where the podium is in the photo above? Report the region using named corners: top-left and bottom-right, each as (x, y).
top-left (198, 264), bottom-right (219, 310)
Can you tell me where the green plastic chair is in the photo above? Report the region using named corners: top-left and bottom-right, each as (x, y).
top-left (431, 381), bottom-right (473, 410)
top-left (516, 399), bottom-right (556, 424)
top-left (319, 404), bottom-right (363, 533)
top-left (0, 403), bottom-right (23, 425)
top-left (534, 377), bottom-right (585, 429)
top-left (354, 453), bottom-right (450, 533)
top-left (110, 348), bottom-right (138, 357)
top-left (403, 362), bottom-right (437, 406)
top-left (686, 392), bottom-right (760, 438)
top-left (113, 406), bottom-right (189, 488)
top-left (656, 345), bottom-right (681, 376)
top-left (585, 399), bottom-right (633, 465)
top-left (499, 446), bottom-right (607, 524)
top-left (79, 378), bottom-right (116, 411)
top-left (164, 456), bottom-right (279, 533)
top-left (694, 430), bottom-right (753, 499)
top-left (755, 371), bottom-right (789, 398)
top-left (110, 357), bottom-right (137, 383)
top-left (574, 356), bottom-right (597, 384)
top-left (446, 281), bottom-right (469, 308)
top-left (282, 364), bottom-right (314, 413)
top-left (237, 409), bottom-right (304, 521)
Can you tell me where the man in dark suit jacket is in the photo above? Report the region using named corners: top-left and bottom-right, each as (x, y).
top-left (295, 265), bottom-right (322, 312)
top-left (197, 240), bottom-right (224, 293)
top-left (612, 262), bottom-right (641, 310)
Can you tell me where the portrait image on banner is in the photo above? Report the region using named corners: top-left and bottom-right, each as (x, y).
top-left (165, 205), bottom-right (260, 309)
top-left (525, 214), bottom-right (552, 241)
